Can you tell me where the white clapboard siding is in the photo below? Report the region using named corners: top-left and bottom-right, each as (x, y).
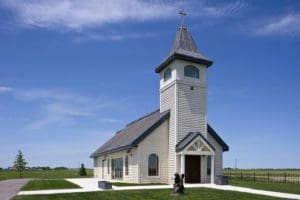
top-left (207, 132), bottom-right (223, 177)
top-left (138, 120), bottom-right (169, 183)
top-left (93, 148), bottom-right (139, 183)
top-left (160, 83), bottom-right (177, 184)
top-left (177, 82), bottom-right (207, 141)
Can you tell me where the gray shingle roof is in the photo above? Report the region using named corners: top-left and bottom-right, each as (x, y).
top-left (90, 109), bottom-right (170, 158)
top-left (176, 132), bottom-right (215, 152)
top-left (91, 109), bottom-right (229, 158)
top-left (155, 26), bottom-right (213, 73)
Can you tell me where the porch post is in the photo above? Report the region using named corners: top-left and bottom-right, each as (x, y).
top-left (180, 154), bottom-right (185, 176)
top-left (211, 155), bottom-right (215, 184)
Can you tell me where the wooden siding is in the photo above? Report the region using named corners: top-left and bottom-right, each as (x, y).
top-left (93, 148), bottom-right (139, 183)
top-left (207, 131), bottom-right (223, 177)
top-left (160, 84), bottom-right (177, 183)
top-left (177, 82), bottom-right (207, 141)
top-left (138, 120), bottom-right (169, 183)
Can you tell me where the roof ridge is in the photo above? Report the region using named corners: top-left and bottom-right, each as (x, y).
top-left (169, 26), bottom-right (199, 56)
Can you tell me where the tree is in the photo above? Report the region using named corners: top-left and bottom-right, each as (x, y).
top-left (13, 150), bottom-right (27, 178)
top-left (79, 163), bottom-right (87, 176)
top-left (54, 166), bottom-right (68, 170)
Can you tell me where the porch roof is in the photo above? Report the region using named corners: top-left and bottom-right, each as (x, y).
top-left (176, 132), bottom-right (215, 152)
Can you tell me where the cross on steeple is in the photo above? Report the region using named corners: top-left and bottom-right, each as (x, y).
top-left (179, 9), bottom-right (187, 28)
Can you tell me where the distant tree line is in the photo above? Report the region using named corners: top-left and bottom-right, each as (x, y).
top-left (1, 165), bottom-right (91, 171)
top-left (0, 150), bottom-right (91, 176)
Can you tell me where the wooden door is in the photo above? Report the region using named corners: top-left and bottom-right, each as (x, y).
top-left (185, 155), bottom-right (201, 183)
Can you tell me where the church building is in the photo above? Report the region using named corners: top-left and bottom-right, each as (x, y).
top-left (91, 22), bottom-right (229, 184)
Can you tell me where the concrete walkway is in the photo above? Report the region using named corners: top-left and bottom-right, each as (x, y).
top-left (0, 179), bottom-right (30, 200)
top-left (17, 178), bottom-right (300, 200)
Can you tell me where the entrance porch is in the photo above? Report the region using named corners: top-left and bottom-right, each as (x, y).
top-left (176, 132), bottom-right (215, 184)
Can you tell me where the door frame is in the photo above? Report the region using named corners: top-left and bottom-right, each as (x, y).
top-left (185, 155), bottom-right (201, 183)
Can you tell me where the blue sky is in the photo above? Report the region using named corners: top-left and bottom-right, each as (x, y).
top-left (0, 0), bottom-right (300, 169)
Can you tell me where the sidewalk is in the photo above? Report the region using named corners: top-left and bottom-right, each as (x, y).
top-left (0, 179), bottom-right (31, 200)
top-left (17, 178), bottom-right (300, 199)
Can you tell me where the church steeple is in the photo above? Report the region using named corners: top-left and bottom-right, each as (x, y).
top-left (155, 25), bottom-right (213, 73)
top-left (157, 19), bottom-right (214, 183)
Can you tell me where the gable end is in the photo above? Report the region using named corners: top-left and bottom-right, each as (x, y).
top-left (207, 124), bottom-right (229, 151)
top-left (132, 111), bottom-right (170, 146)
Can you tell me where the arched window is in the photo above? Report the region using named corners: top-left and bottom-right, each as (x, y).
top-left (163, 68), bottom-right (172, 81)
top-left (184, 65), bottom-right (199, 78)
top-left (148, 154), bottom-right (159, 176)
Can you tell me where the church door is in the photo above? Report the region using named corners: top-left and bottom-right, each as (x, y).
top-left (185, 155), bottom-right (201, 183)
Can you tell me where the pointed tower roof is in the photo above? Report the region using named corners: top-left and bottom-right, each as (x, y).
top-left (155, 26), bottom-right (213, 73)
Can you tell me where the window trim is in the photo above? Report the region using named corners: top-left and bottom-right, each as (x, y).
top-left (148, 153), bottom-right (159, 177)
top-left (107, 158), bottom-right (110, 174)
top-left (111, 157), bottom-right (123, 180)
top-left (207, 156), bottom-right (211, 176)
top-left (184, 65), bottom-right (199, 79)
top-left (125, 155), bottom-right (129, 176)
top-left (102, 160), bottom-right (105, 179)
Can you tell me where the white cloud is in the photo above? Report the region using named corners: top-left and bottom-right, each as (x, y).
top-left (2, 0), bottom-right (177, 30)
top-left (26, 115), bottom-right (74, 130)
top-left (74, 31), bottom-right (157, 42)
top-left (16, 88), bottom-right (87, 103)
top-left (195, 0), bottom-right (247, 18)
top-left (1, 0), bottom-right (247, 32)
top-left (44, 102), bottom-right (92, 117)
top-left (0, 0), bottom-right (248, 42)
top-left (253, 14), bottom-right (300, 36)
top-left (0, 86), bottom-right (13, 93)
top-left (99, 118), bottom-right (123, 124)
top-left (3, 87), bottom-right (117, 129)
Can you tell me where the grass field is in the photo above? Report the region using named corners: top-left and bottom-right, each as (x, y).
top-left (14, 188), bottom-right (280, 200)
top-left (224, 169), bottom-right (300, 177)
top-left (21, 180), bottom-right (81, 191)
top-left (224, 169), bottom-right (300, 174)
top-left (0, 169), bottom-right (93, 180)
top-left (230, 180), bottom-right (300, 194)
top-left (224, 169), bottom-right (300, 183)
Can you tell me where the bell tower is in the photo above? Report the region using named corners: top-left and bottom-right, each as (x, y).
top-left (155, 18), bottom-right (213, 182)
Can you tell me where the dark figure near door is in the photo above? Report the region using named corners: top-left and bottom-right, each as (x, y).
top-left (173, 173), bottom-right (185, 195)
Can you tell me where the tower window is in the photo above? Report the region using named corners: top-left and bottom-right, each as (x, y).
top-left (163, 68), bottom-right (172, 81)
top-left (184, 65), bottom-right (199, 78)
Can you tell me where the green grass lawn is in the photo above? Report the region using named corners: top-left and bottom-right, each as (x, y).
top-left (14, 188), bottom-right (280, 200)
top-left (112, 182), bottom-right (166, 186)
top-left (0, 169), bottom-right (93, 180)
top-left (21, 180), bottom-right (81, 191)
top-left (230, 180), bottom-right (300, 194)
